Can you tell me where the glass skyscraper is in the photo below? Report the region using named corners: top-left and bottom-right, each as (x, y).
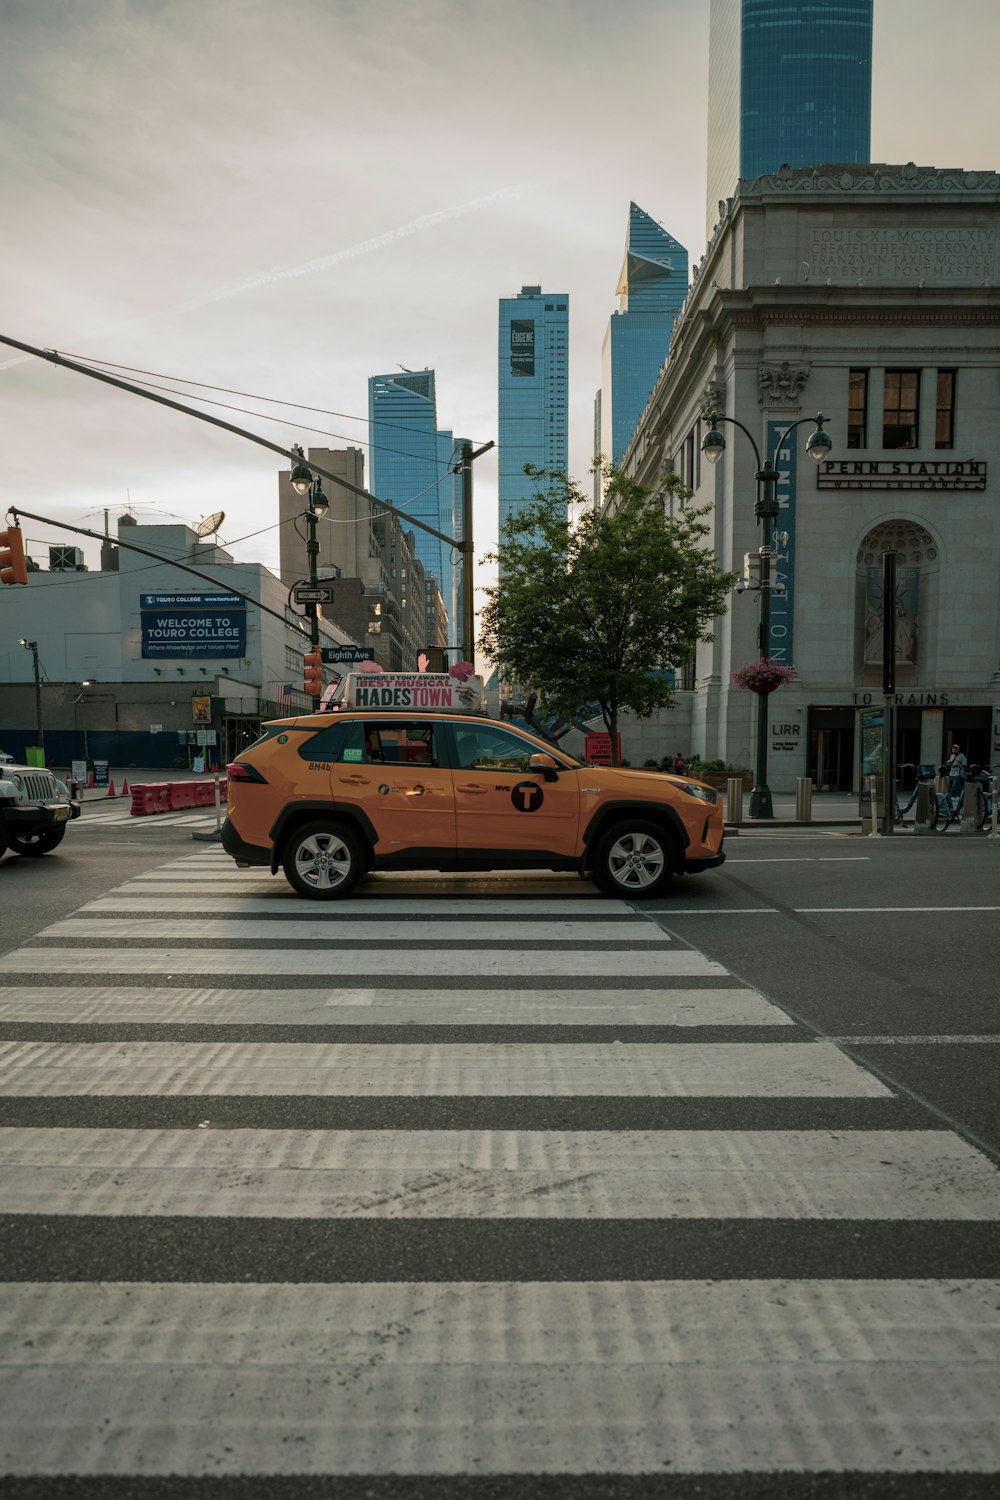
top-left (498, 286), bottom-right (569, 536)
top-left (600, 202), bottom-right (688, 473)
top-left (707, 0), bottom-right (873, 237)
top-left (367, 370), bottom-right (460, 641)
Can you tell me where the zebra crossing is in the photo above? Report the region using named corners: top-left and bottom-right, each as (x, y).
top-left (74, 802), bottom-right (221, 832)
top-left (1, 847), bottom-right (999, 1492)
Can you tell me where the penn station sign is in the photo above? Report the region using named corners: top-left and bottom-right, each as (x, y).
top-left (818, 459), bottom-right (986, 492)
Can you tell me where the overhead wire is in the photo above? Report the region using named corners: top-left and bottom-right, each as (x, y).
top-left (58, 349), bottom-right (484, 474)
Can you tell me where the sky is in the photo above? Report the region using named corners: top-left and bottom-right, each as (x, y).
top-left (2, 0), bottom-right (998, 632)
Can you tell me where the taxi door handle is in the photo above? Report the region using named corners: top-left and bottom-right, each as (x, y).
top-left (457, 784), bottom-right (489, 794)
top-left (339, 774), bottom-right (370, 785)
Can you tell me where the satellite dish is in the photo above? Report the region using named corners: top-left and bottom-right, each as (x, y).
top-left (194, 511), bottom-right (225, 537)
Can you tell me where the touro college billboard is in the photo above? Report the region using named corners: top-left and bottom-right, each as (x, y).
top-left (140, 592), bottom-right (246, 659)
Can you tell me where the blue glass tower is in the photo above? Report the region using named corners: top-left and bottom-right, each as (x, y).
top-left (368, 370), bottom-right (459, 640)
top-left (707, 0), bottom-right (873, 237)
top-left (498, 286), bottom-right (569, 537)
top-left (600, 203), bottom-right (688, 472)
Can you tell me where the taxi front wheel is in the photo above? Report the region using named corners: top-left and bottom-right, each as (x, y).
top-left (282, 820), bottom-right (364, 899)
top-left (592, 819), bottom-right (676, 898)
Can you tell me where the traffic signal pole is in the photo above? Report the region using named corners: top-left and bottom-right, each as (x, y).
top-left (459, 440), bottom-right (494, 664)
top-left (306, 496), bottom-right (321, 709)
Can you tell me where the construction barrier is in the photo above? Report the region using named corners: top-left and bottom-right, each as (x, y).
top-left (130, 779), bottom-right (229, 817)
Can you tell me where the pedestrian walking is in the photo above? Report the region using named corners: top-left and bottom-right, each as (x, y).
top-left (945, 742), bottom-right (967, 795)
top-left (671, 752), bottom-right (686, 775)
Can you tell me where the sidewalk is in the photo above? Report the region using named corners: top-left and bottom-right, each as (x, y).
top-left (726, 789), bottom-right (861, 831)
top-left (69, 770), bottom-right (864, 827)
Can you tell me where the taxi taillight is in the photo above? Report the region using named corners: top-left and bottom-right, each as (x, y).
top-left (226, 762), bottom-right (267, 784)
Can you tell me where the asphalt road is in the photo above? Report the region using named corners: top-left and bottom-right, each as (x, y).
top-left (1, 813), bottom-right (999, 1494)
top-left (3, 817), bottom-right (998, 1159)
top-left (634, 828), bottom-right (1000, 1161)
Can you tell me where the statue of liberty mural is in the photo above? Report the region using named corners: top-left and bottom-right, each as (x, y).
top-left (864, 565), bottom-right (919, 666)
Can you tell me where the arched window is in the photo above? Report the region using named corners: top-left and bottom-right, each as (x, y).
top-left (855, 521), bottom-right (938, 683)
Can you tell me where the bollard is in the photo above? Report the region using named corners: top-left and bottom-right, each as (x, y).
top-left (794, 776), bottom-right (813, 823)
top-left (866, 775), bottom-right (881, 837)
top-left (914, 778), bottom-right (932, 835)
top-left (959, 779), bottom-right (979, 834)
top-left (213, 773), bottom-right (223, 831)
top-left (987, 774), bottom-right (999, 839)
top-left (726, 776), bottom-right (744, 826)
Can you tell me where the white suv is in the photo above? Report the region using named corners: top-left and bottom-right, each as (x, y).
top-left (0, 756), bottom-right (79, 859)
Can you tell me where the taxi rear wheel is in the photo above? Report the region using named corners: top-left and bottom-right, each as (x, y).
top-left (282, 820), bottom-right (364, 899)
top-left (592, 819), bottom-right (676, 897)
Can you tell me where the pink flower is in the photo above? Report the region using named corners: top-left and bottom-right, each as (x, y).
top-left (731, 660), bottom-right (796, 694)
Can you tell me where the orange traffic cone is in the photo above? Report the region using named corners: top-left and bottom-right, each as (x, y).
top-left (106, 778), bottom-right (116, 797)
top-left (88, 770), bottom-right (95, 788)
top-left (121, 777), bottom-right (130, 798)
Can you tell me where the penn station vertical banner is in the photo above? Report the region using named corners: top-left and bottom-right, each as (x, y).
top-left (766, 421), bottom-right (796, 665)
top-left (510, 318), bottom-right (535, 377)
top-left (140, 592), bottom-right (246, 659)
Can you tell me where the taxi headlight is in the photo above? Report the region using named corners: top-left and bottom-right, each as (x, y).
top-left (667, 779), bottom-right (718, 805)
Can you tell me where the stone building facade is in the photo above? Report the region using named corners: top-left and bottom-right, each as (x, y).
top-left (619, 164), bottom-right (1000, 789)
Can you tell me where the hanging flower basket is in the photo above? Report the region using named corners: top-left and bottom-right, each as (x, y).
top-left (731, 659), bottom-right (796, 695)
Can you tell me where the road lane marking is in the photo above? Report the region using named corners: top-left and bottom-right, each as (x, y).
top-left (1, 1128), bottom-right (995, 1220)
top-left (38, 918), bottom-right (669, 943)
top-left (0, 986), bottom-right (792, 1027)
top-left (795, 906), bottom-right (1000, 913)
top-left (6, 948), bottom-right (722, 977)
top-left (831, 1036), bottom-right (1000, 1045)
top-left (0, 1040), bottom-right (890, 1098)
top-left (2, 1281), bottom-right (998, 1474)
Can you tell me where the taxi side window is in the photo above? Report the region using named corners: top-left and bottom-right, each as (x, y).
top-left (337, 723), bottom-right (366, 763)
top-left (353, 722), bottom-right (438, 767)
top-left (454, 725), bottom-right (534, 773)
top-left (298, 722), bottom-right (350, 761)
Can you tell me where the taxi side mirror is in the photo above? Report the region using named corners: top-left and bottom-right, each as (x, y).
top-left (529, 752), bottom-right (559, 782)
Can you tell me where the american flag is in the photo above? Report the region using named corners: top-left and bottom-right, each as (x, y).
top-left (274, 682), bottom-right (294, 709)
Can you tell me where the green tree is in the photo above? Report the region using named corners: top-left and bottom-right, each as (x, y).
top-left (479, 468), bottom-right (737, 766)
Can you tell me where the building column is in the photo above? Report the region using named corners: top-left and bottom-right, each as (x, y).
top-left (868, 369), bottom-right (885, 449)
top-left (919, 370), bottom-right (938, 451)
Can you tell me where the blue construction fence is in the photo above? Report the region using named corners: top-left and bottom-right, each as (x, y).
top-left (0, 728), bottom-right (223, 772)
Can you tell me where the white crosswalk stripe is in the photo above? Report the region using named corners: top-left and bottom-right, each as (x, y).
top-left (1, 845), bottom-right (999, 1490)
top-left (74, 807), bottom-right (221, 830)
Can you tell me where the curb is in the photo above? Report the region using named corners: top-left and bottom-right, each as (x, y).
top-left (725, 820), bottom-right (862, 833)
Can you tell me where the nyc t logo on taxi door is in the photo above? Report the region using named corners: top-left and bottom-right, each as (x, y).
top-left (511, 781), bottom-right (544, 812)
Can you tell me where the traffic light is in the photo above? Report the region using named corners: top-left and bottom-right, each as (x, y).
top-left (0, 525), bottom-right (28, 586)
top-left (303, 648), bottom-right (323, 697)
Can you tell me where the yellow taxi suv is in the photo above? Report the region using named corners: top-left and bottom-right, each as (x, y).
top-left (221, 672), bottom-right (725, 900)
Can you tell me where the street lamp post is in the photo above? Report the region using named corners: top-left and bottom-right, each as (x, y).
top-left (701, 412), bottom-right (833, 818)
top-left (73, 681), bottom-right (93, 765)
top-left (290, 447), bottom-right (329, 709)
top-left (18, 638), bottom-right (43, 755)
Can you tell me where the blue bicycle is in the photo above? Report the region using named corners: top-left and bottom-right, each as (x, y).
top-left (893, 763), bottom-right (937, 825)
top-left (930, 764), bottom-right (995, 831)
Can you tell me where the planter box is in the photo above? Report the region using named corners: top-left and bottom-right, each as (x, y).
top-left (699, 772), bottom-right (753, 790)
